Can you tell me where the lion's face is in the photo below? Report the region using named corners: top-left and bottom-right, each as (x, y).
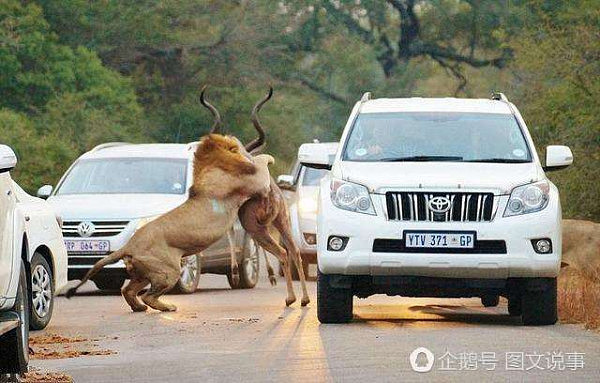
top-left (195, 134), bottom-right (256, 176)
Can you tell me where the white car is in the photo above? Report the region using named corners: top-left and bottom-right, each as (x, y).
top-left (40, 142), bottom-right (259, 294)
top-left (1, 145), bottom-right (68, 375)
top-left (302, 93), bottom-right (573, 325)
top-left (277, 142), bottom-right (337, 279)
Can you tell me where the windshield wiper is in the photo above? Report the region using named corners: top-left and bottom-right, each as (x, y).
top-left (380, 155), bottom-right (464, 162)
top-left (465, 158), bottom-right (530, 163)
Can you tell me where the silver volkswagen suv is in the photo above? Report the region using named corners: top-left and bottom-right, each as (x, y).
top-left (38, 142), bottom-right (260, 293)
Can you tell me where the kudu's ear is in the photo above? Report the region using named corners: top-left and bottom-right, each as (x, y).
top-left (200, 85), bottom-right (222, 134)
top-left (245, 86), bottom-right (273, 154)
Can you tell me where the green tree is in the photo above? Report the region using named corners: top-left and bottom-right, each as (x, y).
top-left (0, 0), bottom-right (144, 192)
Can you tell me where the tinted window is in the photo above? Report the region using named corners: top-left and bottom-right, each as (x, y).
top-left (343, 112), bottom-right (531, 163)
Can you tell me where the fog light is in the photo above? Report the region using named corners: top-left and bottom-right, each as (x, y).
top-left (532, 238), bottom-right (552, 254)
top-left (328, 236), bottom-right (346, 251)
top-left (303, 233), bottom-right (317, 245)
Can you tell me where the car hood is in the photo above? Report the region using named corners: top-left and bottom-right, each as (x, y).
top-left (47, 194), bottom-right (186, 220)
top-left (336, 161), bottom-right (543, 195)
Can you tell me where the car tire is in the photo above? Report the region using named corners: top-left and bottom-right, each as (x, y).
top-left (29, 253), bottom-right (54, 330)
top-left (521, 278), bottom-right (558, 326)
top-left (508, 293), bottom-right (522, 316)
top-left (0, 263), bottom-right (29, 375)
top-left (481, 295), bottom-right (499, 308)
top-left (228, 235), bottom-right (259, 289)
top-left (94, 277), bottom-right (126, 291)
top-left (171, 254), bottom-right (201, 294)
top-left (317, 270), bottom-right (353, 324)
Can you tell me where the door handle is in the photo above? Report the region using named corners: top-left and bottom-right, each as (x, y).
top-left (6, 190), bottom-right (11, 196)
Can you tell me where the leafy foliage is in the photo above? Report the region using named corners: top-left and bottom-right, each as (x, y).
top-left (0, 0), bottom-right (143, 191)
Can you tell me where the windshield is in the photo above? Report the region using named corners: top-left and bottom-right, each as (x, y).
top-left (302, 167), bottom-right (329, 186)
top-left (56, 158), bottom-right (188, 195)
top-left (343, 112), bottom-right (531, 163)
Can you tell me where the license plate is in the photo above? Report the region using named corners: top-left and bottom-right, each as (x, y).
top-left (404, 231), bottom-right (475, 249)
top-left (64, 240), bottom-right (110, 253)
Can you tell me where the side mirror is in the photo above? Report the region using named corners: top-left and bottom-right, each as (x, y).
top-left (0, 145), bottom-right (17, 173)
top-left (276, 175), bottom-right (295, 191)
top-left (298, 143), bottom-right (334, 170)
top-left (544, 145), bottom-right (573, 172)
top-left (37, 185), bottom-right (53, 199)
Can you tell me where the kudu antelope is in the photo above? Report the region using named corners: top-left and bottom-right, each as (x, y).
top-left (65, 87), bottom-right (274, 312)
top-left (213, 87), bottom-right (310, 307)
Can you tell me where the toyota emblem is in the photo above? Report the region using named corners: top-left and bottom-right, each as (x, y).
top-left (77, 221), bottom-right (95, 237)
top-left (428, 196), bottom-right (451, 214)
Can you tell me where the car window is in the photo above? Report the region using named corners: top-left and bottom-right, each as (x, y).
top-left (343, 112), bottom-right (531, 163)
top-left (302, 167), bottom-right (329, 186)
top-left (56, 158), bottom-right (188, 195)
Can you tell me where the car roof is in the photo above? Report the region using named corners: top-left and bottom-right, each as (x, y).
top-left (80, 143), bottom-right (194, 160)
top-left (360, 97), bottom-right (513, 114)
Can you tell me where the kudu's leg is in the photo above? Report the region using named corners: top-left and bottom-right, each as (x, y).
top-left (259, 242), bottom-right (277, 286)
top-left (122, 278), bottom-right (149, 312)
top-left (253, 232), bottom-right (296, 306)
top-left (227, 229), bottom-right (240, 286)
top-left (274, 216), bottom-right (310, 306)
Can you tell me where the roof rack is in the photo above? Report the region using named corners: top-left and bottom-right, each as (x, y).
top-left (89, 142), bottom-right (131, 152)
top-left (491, 92), bottom-right (508, 102)
top-left (360, 92), bottom-right (372, 103)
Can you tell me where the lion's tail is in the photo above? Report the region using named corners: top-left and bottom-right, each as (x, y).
top-left (64, 248), bottom-right (128, 298)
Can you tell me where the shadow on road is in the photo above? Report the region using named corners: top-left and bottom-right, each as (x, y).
top-left (352, 304), bottom-right (523, 326)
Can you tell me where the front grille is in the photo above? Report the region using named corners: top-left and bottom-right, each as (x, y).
top-left (373, 238), bottom-right (507, 254)
top-left (385, 192), bottom-right (494, 222)
top-left (62, 221), bottom-right (129, 238)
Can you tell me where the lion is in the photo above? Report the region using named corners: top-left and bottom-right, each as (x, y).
top-left (65, 132), bottom-right (274, 312)
top-left (561, 219), bottom-right (600, 282)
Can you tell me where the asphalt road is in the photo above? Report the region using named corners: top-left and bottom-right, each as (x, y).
top-left (32, 264), bottom-right (600, 382)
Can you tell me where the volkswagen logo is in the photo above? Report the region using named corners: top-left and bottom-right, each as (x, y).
top-left (428, 196), bottom-right (451, 214)
top-left (77, 221), bottom-right (95, 237)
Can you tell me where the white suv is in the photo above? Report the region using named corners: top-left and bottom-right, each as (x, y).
top-left (39, 142), bottom-right (259, 294)
top-left (1, 145), bottom-right (68, 375)
top-left (302, 93), bottom-right (573, 325)
top-left (277, 142), bottom-right (338, 279)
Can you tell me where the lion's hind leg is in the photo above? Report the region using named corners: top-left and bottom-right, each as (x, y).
top-left (122, 278), bottom-right (149, 312)
top-left (141, 271), bottom-right (180, 312)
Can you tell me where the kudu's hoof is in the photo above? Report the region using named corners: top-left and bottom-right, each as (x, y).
top-left (131, 305), bottom-right (148, 312)
top-left (301, 297), bottom-right (310, 307)
top-left (269, 275), bottom-right (277, 286)
top-left (285, 297), bottom-right (296, 307)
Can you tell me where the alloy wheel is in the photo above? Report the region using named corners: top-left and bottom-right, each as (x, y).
top-left (179, 255), bottom-right (199, 289)
top-left (31, 264), bottom-right (52, 318)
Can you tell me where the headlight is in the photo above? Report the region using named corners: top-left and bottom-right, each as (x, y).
top-left (504, 180), bottom-right (550, 217)
top-left (330, 179), bottom-right (375, 215)
top-left (136, 215), bottom-right (160, 230)
top-left (298, 197), bottom-right (318, 214)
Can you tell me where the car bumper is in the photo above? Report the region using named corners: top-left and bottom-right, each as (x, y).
top-left (317, 192), bottom-right (562, 279)
top-left (68, 267), bottom-right (128, 281)
top-left (292, 211), bottom-right (318, 255)
top-left (64, 224), bottom-right (135, 279)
